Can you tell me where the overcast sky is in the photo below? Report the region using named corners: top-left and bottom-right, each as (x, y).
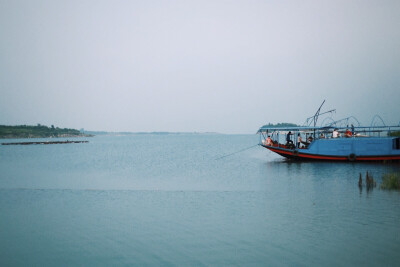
top-left (1, 0), bottom-right (399, 133)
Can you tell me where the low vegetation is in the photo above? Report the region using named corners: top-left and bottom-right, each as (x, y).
top-left (0, 125), bottom-right (92, 139)
top-left (358, 171), bottom-right (400, 191)
top-left (388, 131), bottom-right (400, 137)
top-left (380, 173), bottom-right (400, 190)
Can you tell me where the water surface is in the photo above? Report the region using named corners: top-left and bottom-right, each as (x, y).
top-left (1, 134), bottom-right (399, 266)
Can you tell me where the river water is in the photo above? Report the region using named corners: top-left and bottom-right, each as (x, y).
top-left (1, 134), bottom-right (399, 266)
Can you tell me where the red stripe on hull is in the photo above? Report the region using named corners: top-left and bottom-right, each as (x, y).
top-left (263, 145), bottom-right (400, 161)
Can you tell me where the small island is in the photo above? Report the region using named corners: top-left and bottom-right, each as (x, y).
top-left (260, 122), bottom-right (298, 128)
top-left (0, 124), bottom-right (93, 139)
top-left (389, 130), bottom-right (400, 137)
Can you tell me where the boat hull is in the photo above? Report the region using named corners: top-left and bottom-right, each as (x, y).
top-left (262, 144), bottom-right (400, 162)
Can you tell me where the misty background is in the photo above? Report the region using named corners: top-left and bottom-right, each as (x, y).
top-left (0, 0), bottom-right (399, 134)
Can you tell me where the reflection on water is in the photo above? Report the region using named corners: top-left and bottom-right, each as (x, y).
top-left (0, 135), bottom-right (399, 265)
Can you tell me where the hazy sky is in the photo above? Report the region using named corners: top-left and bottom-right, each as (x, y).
top-left (1, 0), bottom-right (399, 133)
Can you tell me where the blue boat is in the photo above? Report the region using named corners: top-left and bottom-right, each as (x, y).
top-left (258, 102), bottom-right (400, 161)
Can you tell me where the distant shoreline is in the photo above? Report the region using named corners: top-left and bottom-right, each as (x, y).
top-left (0, 125), bottom-right (225, 139)
top-left (0, 134), bottom-right (93, 139)
top-left (85, 131), bottom-right (221, 136)
top-left (0, 125), bottom-right (93, 139)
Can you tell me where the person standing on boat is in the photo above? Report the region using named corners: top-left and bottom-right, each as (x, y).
top-left (351, 124), bottom-right (355, 135)
top-left (286, 131), bottom-right (293, 146)
top-left (297, 133), bottom-right (302, 148)
top-left (332, 128), bottom-right (340, 138)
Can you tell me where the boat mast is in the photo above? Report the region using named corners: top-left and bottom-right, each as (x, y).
top-left (313, 100), bottom-right (325, 128)
top-left (305, 100), bottom-right (336, 137)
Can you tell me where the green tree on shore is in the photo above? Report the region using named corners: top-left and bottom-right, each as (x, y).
top-left (0, 125), bottom-right (92, 139)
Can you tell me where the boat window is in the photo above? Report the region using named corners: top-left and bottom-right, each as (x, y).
top-left (394, 138), bottom-right (400, 150)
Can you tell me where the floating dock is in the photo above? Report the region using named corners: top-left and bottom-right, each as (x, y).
top-left (2, 140), bottom-right (89, 145)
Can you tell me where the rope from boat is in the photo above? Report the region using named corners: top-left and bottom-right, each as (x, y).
top-left (215, 144), bottom-right (259, 160)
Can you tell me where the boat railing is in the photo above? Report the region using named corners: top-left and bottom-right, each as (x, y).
top-left (258, 125), bottom-right (400, 149)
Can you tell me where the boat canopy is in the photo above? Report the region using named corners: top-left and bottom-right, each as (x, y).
top-left (257, 125), bottom-right (400, 134)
